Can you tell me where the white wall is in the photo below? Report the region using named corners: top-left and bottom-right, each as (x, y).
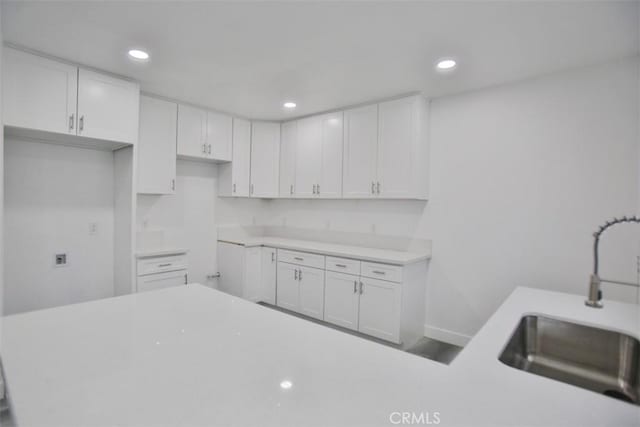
top-left (4, 139), bottom-right (115, 314)
top-left (219, 58), bottom-right (640, 344)
top-left (137, 160), bottom-right (218, 286)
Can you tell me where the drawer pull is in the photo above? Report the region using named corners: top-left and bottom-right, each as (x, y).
top-left (294, 257), bottom-right (304, 261)
top-left (353, 280), bottom-right (357, 293)
top-left (158, 263), bottom-right (172, 268)
top-left (335, 263), bottom-right (347, 268)
top-left (372, 270), bottom-right (386, 275)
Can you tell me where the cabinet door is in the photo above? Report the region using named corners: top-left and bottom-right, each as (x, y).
top-left (276, 262), bottom-right (299, 312)
top-left (207, 111), bottom-right (232, 161)
top-left (261, 247), bottom-right (277, 305)
top-left (177, 104), bottom-right (207, 158)
top-left (243, 247), bottom-right (263, 302)
top-left (77, 69), bottom-right (139, 144)
top-left (137, 96), bottom-right (177, 194)
top-left (377, 97), bottom-right (416, 198)
top-left (343, 104), bottom-right (378, 198)
top-left (217, 241), bottom-right (245, 297)
top-left (318, 112), bottom-right (343, 198)
top-left (358, 277), bottom-right (402, 343)
top-left (295, 116), bottom-right (322, 198)
top-left (137, 270), bottom-right (187, 293)
top-left (3, 47), bottom-right (77, 135)
top-left (298, 266), bottom-right (325, 320)
top-left (279, 121), bottom-right (297, 197)
top-left (250, 122), bottom-right (280, 198)
top-left (231, 118), bottom-right (251, 197)
top-left (324, 271), bottom-right (359, 330)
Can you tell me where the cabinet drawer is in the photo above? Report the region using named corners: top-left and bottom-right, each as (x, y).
top-left (137, 269), bottom-right (187, 293)
top-left (277, 249), bottom-right (325, 269)
top-left (361, 261), bottom-right (403, 283)
top-left (137, 254), bottom-right (188, 276)
top-left (326, 256), bottom-right (360, 276)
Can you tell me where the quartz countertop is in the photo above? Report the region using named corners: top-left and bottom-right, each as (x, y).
top-left (1, 285), bottom-right (638, 426)
top-left (218, 236), bottom-right (431, 265)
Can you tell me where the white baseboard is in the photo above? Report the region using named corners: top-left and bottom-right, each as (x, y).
top-left (424, 324), bottom-right (471, 347)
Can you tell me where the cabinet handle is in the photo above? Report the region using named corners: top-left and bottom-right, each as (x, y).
top-left (298, 269), bottom-right (302, 281)
top-left (184, 273), bottom-right (188, 285)
top-left (171, 179), bottom-right (175, 191)
top-left (202, 144), bottom-right (206, 154)
top-left (317, 184), bottom-right (320, 195)
top-left (208, 144), bottom-right (212, 154)
top-left (271, 252), bottom-right (275, 262)
top-left (290, 184), bottom-right (293, 195)
top-left (69, 114), bottom-right (74, 131)
top-left (377, 182), bottom-right (381, 194)
top-left (312, 184), bottom-right (316, 194)
top-left (294, 269), bottom-right (298, 280)
top-left (371, 182), bottom-right (375, 194)
top-left (158, 263), bottom-right (172, 268)
top-left (335, 264), bottom-right (347, 268)
top-left (79, 115), bottom-right (84, 133)
top-left (372, 270), bottom-right (386, 275)
top-left (294, 257), bottom-right (304, 261)
top-left (233, 183), bottom-right (236, 193)
top-left (250, 183), bottom-right (254, 195)
top-left (353, 280), bottom-right (357, 293)
top-left (359, 281), bottom-right (363, 294)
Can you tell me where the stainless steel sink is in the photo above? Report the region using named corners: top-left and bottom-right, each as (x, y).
top-left (499, 315), bottom-right (639, 405)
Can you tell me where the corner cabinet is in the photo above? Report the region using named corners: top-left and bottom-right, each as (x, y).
top-left (137, 96), bottom-right (178, 194)
top-left (250, 122), bottom-right (280, 198)
top-left (216, 242), bottom-right (276, 304)
top-left (218, 118), bottom-right (251, 197)
top-left (176, 103), bottom-right (232, 162)
top-left (3, 47), bottom-right (140, 146)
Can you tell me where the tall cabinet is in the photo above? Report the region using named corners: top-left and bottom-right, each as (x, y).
top-left (218, 118), bottom-right (251, 197)
top-left (137, 95), bottom-right (177, 194)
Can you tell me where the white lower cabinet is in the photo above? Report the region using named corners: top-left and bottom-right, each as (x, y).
top-left (136, 252), bottom-right (188, 293)
top-left (276, 262), bottom-right (300, 312)
top-left (358, 277), bottom-right (402, 343)
top-left (298, 266), bottom-right (325, 320)
top-left (137, 270), bottom-right (188, 293)
top-left (324, 271), bottom-right (360, 331)
top-left (261, 247), bottom-right (277, 305)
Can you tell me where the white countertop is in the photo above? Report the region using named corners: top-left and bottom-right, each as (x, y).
top-left (135, 248), bottom-right (188, 258)
top-left (1, 285), bottom-right (638, 426)
top-left (218, 236), bottom-right (431, 265)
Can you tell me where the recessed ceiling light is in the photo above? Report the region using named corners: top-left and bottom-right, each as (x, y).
top-left (436, 58), bottom-right (457, 71)
top-left (280, 380), bottom-right (293, 389)
top-left (128, 49), bottom-right (150, 61)
top-left (283, 102), bottom-right (297, 109)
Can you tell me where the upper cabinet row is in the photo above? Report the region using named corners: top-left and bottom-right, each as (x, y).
top-left (219, 94), bottom-right (430, 200)
top-left (3, 47), bottom-right (140, 146)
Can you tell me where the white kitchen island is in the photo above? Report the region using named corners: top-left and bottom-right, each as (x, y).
top-left (1, 284), bottom-right (638, 426)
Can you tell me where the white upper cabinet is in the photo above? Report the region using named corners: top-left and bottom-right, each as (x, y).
top-left (343, 104), bottom-right (379, 198)
top-left (250, 122), bottom-right (280, 198)
top-left (3, 47), bottom-right (77, 135)
top-left (207, 111), bottom-right (232, 161)
top-left (177, 104), bottom-right (233, 162)
top-left (76, 69), bottom-right (140, 144)
top-left (377, 96), bottom-right (429, 199)
top-left (177, 104), bottom-right (208, 159)
top-left (3, 47), bottom-right (140, 146)
top-left (295, 116), bottom-right (322, 198)
top-left (279, 121), bottom-right (297, 197)
top-left (318, 112), bottom-right (344, 198)
top-left (137, 96), bottom-right (177, 195)
top-left (218, 118), bottom-right (251, 197)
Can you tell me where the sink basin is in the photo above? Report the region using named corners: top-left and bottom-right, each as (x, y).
top-left (499, 315), bottom-right (639, 405)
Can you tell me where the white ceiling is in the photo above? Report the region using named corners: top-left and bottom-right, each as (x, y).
top-left (2, 1), bottom-right (638, 120)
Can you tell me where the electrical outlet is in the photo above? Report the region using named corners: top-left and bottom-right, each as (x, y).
top-left (55, 253), bottom-right (67, 267)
